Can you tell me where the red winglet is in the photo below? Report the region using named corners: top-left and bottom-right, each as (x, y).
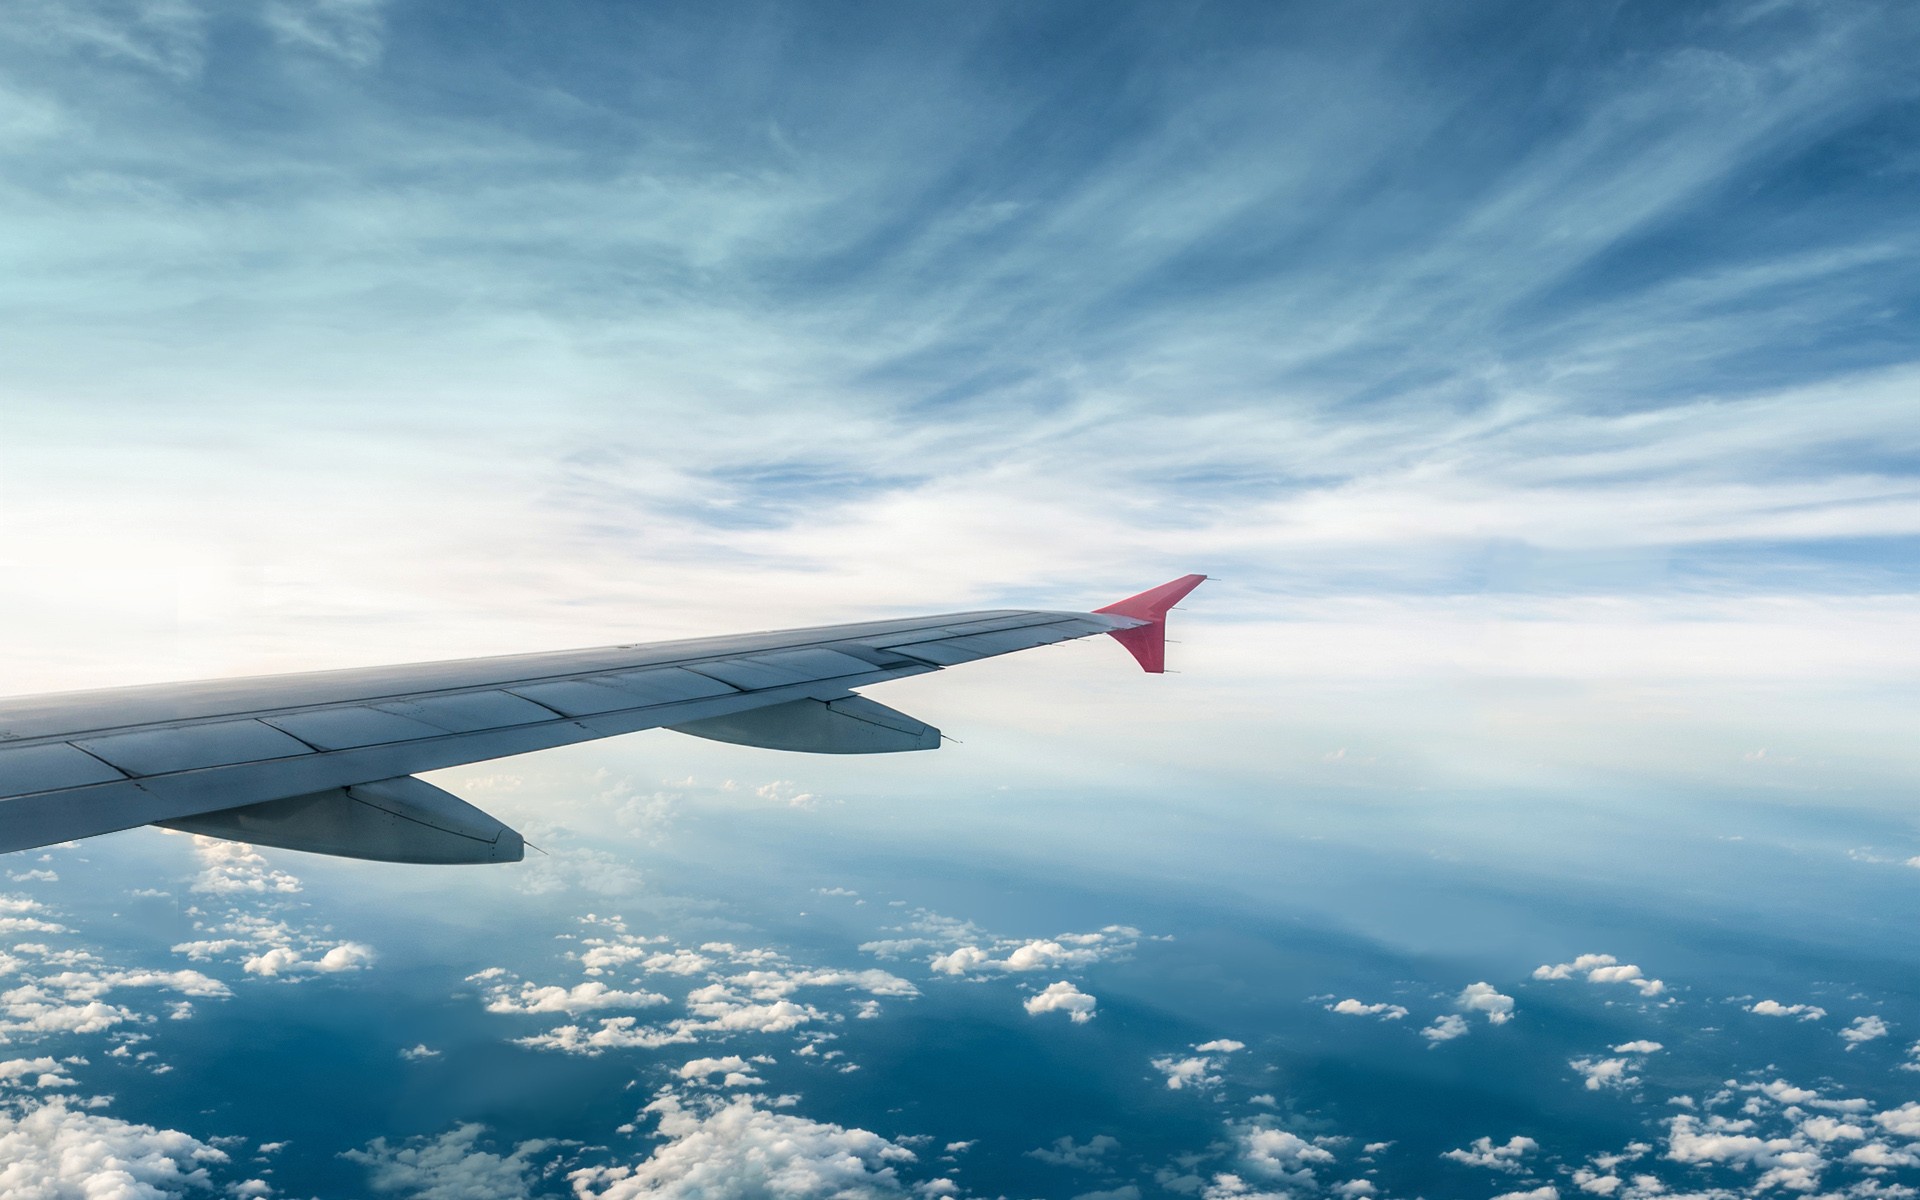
top-left (1094, 574), bottom-right (1208, 674)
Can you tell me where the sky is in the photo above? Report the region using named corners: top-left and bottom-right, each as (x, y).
top-left (2, 0), bottom-right (1920, 1197)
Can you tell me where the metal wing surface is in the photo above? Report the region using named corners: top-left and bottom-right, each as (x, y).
top-left (0, 576), bottom-right (1204, 864)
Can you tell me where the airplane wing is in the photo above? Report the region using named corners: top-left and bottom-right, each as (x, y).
top-left (0, 575), bottom-right (1205, 865)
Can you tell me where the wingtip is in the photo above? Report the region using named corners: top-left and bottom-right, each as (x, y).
top-left (1093, 574), bottom-right (1209, 622)
top-left (1094, 574), bottom-right (1208, 673)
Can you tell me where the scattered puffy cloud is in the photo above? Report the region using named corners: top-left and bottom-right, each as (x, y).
top-left (1234, 1125), bottom-right (1337, 1192)
top-left (1153, 1056), bottom-right (1220, 1092)
top-left (1457, 982), bottom-right (1515, 1025)
top-left (514, 1019), bottom-right (694, 1056)
top-left (1199, 1173), bottom-right (1291, 1200)
top-left (1611, 1040), bottom-right (1662, 1054)
top-left (1532, 955), bottom-right (1665, 998)
top-left (189, 839), bottom-right (301, 896)
top-left (172, 895), bottom-right (376, 988)
top-left (1152, 1038), bottom-right (1247, 1091)
top-left (344, 1122), bottom-right (556, 1199)
top-left (0, 963), bottom-right (229, 1043)
top-left (399, 1044), bottom-right (440, 1062)
top-left (504, 920), bottom-right (925, 1055)
top-left (477, 978), bottom-right (669, 1016)
top-left (927, 927), bottom-right (1140, 976)
top-left (1900, 1041), bottom-right (1920, 1073)
top-left (0, 1098), bottom-right (236, 1197)
top-left (1442, 1135), bottom-right (1538, 1172)
top-left (243, 942), bottom-right (374, 978)
top-left (1569, 1057), bottom-right (1638, 1092)
top-left (1029, 1134), bottom-right (1119, 1168)
top-left (680, 984), bottom-right (820, 1035)
top-left (1874, 1103), bottom-right (1920, 1139)
top-left (1841, 1015), bottom-right (1889, 1049)
top-left (1749, 999), bottom-right (1826, 1020)
top-left (1666, 1113), bottom-right (1829, 1192)
top-left (1326, 999), bottom-right (1407, 1020)
top-left (754, 781), bottom-right (822, 810)
top-left (727, 968), bottom-right (916, 1001)
top-left (1421, 1014), bottom-right (1470, 1044)
top-left (1025, 982), bottom-right (1097, 1024)
top-left (570, 1092), bottom-right (921, 1199)
top-left (675, 1056), bottom-right (765, 1088)
top-left (0, 1056), bottom-right (78, 1090)
top-left (0, 896), bottom-right (65, 936)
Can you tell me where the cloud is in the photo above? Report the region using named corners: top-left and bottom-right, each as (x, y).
top-left (1569, 1057), bottom-right (1638, 1092)
top-left (189, 839), bottom-right (301, 896)
top-left (1873, 1103), bottom-right (1920, 1139)
top-left (1611, 1040), bottom-right (1662, 1054)
top-left (1152, 1056), bottom-right (1219, 1092)
top-left (1421, 1014), bottom-right (1470, 1044)
top-left (1666, 1114), bottom-right (1830, 1193)
top-left (1194, 1039), bottom-right (1245, 1053)
top-left (513, 1019), bottom-right (693, 1057)
top-left (0, 1056), bottom-right (78, 1090)
top-left (1235, 1126), bottom-right (1336, 1190)
top-left (243, 942), bottom-right (374, 978)
top-left (1029, 1134), bottom-right (1119, 1168)
top-left (727, 968), bottom-right (917, 1001)
top-left (1025, 982), bottom-right (1097, 1024)
top-left (1457, 982), bottom-right (1515, 1025)
top-left (1840, 1015), bottom-right (1889, 1049)
top-left (399, 1044), bottom-right (440, 1062)
top-left (1442, 1135), bottom-right (1538, 1173)
top-left (675, 1056), bottom-right (765, 1089)
top-left (477, 979), bottom-right (670, 1016)
top-left (1326, 1000), bottom-right (1407, 1020)
top-left (928, 929), bottom-right (1135, 976)
top-left (1200, 1174), bottom-right (1291, 1200)
top-left (1750, 1000), bottom-right (1827, 1020)
top-left (679, 985), bottom-right (820, 1035)
top-left (344, 1123), bottom-right (555, 1199)
top-left (929, 946), bottom-right (993, 976)
top-left (570, 1092), bottom-right (921, 1199)
top-left (0, 1097), bottom-right (233, 1196)
top-left (261, 0), bottom-right (390, 66)
top-left (1532, 955), bottom-right (1665, 998)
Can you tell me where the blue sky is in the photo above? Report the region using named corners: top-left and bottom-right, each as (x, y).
top-left (2, 0), bottom-right (1918, 806)
top-left (4, 6), bottom-right (1920, 1192)
top-left (1, 1), bottom-right (1917, 759)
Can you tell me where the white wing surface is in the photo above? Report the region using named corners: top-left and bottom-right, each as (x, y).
top-left (0, 576), bottom-right (1205, 864)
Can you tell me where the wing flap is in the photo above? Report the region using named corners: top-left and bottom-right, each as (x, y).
top-left (507, 679), bottom-right (656, 717)
top-left (76, 719), bottom-right (315, 777)
top-left (372, 690), bottom-right (557, 733)
top-left (0, 743), bottom-right (129, 794)
top-left (263, 706), bottom-right (449, 751)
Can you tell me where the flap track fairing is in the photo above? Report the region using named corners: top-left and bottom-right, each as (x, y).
top-left (668, 695), bottom-right (939, 754)
top-left (156, 776), bottom-right (524, 865)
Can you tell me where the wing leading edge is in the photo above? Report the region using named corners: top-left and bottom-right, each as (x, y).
top-left (0, 576), bottom-right (1205, 863)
